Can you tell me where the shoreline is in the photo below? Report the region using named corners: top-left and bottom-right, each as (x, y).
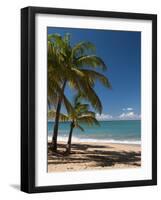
top-left (48, 137), bottom-right (141, 145)
top-left (48, 141), bottom-right (141, 172)
top-left (48, 139), bottom-right (141, 146)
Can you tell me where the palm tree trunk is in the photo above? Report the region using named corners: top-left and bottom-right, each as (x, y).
top-left (66, 121), bottom-right (74, 154)
top-left (52, 80), bottom-right (67, 151)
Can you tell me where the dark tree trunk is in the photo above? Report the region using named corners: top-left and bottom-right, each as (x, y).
top-left (52, 80), bottom-right (67, 151)
top-left (66, 121), bottom-right (74, 154)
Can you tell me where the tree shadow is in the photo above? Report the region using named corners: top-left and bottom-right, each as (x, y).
top-left (48, 142), bottom-right (113, 153)
top-left (48, 142), bottom-right (141, 169)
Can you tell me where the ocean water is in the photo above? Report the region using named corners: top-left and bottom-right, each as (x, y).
top-left (48, 120), bottom-right (141, 144)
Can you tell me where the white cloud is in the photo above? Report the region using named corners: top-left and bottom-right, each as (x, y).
top-left (96, 113), bottom-right (113, 121)
top-left (118, 112), bottom-right (140, 120)
top-left (122, 107), bottom-right (133, 111)
top-left (127, 107), bottom-right (133, 111)
top-left (95, 111), bottom-right (141, 121)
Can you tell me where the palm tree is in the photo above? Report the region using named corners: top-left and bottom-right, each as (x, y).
top-left (48, 33), bottom-right (111, 151)
top-left (66, 95), bottom-right (99, 154)
top-left (48, 95), bottom-right (99, 154)
top-left (48, 35), bottom-right (74, 151)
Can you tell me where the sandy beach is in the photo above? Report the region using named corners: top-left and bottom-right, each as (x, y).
top-left (48, 142), bottom-right (141, 172)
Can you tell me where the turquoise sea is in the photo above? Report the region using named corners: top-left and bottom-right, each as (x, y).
top-left (48, 120), bottom-right (141, 144)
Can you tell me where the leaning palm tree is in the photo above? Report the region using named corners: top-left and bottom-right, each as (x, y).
top-left (48, 95), bottom-right (99, 154)
top-left (48, 33), bottom-right (111, 151)
top-left (66, 95), bottom-right (99, 154)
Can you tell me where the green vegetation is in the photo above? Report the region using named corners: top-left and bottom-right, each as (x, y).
top-left (48, 33), bottom-right (111, 153)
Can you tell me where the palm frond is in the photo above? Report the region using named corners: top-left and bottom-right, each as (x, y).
top-left (48, 78), bottom-right (74, 114)
top-left (63, 33), bottom-right (71, 46)
top-left (62, 94), bottom-right (74, 114)
top-left (78, 115), bottom-right (100, 126)
top-left (75, 104), bottom-right (89, 114)
top-left (48, 110), bottom-right (69, 121)
top-left (71, 41), bottom-right (96, 59)
top-left (48, 34), bottom-right (65, 47)
top-left (71, 68), bottom-right (85, 78)
top-left (79, 81), bottom-right (103, 114)
top-left (81, 69), bottom-right (112, 88)
top-left (78, 111), bottom-right (95, 117)
top-left (76, 55), bottom-right (107, 71)
top-left (76, 124), bottom-right (84, 131)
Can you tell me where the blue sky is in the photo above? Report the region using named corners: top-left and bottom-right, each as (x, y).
top-left (48, 27), bottom-right (141, 120)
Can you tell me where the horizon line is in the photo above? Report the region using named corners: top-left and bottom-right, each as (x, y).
top-left (48, 119), bottom-right (141, 122)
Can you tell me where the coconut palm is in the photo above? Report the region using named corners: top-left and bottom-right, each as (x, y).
top-left (66, 95), bottom-right (99, 154)
top-left (48, 95), bottom-right (99, 154)
top-left (48, 33), bottom-right (111, 151)
top-left (48, 35), bottom-right (74, 151)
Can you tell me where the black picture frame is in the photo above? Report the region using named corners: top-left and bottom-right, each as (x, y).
top-left (21, 6), bottom-right (157, 193)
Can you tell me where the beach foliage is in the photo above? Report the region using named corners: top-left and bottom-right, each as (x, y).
top-left (66, 94), bottom-right (100, 153)
top-left (48, 33), bottom-right (111, 151)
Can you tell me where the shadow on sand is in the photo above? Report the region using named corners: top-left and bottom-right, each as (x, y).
top-left (48, 143), bottom-right (141, 168)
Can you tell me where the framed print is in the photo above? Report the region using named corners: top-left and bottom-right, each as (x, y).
top-left (21, 6), bottom-right (157, 193)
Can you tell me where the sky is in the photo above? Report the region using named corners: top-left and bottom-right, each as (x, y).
top-left (48, 27), bottom-right (141, 120)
